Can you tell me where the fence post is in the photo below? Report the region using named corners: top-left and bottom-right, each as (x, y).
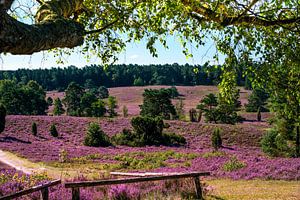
top-left (193, 176), bottom-right (203, 200)
top-left (72, 187), bottom-right (80, 200)
top-left (40, 187), bottom-right (49, 200)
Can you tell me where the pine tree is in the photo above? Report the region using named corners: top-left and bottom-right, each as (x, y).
top-left (84, 123), bottom-right (110, 147)
top-left (212, 127), bottom-right (222, 151)
top-left (107, 96), bottom-right (118, 117)
top-left (32, 122), bottom-right (37, 136)
top-left (140, 89), bottom-right (176, 119)
top-left (50, 124), bottom-right (58, 137)
top-left (53, 98), bottom-right (65, 116)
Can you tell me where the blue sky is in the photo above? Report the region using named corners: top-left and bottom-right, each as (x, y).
top-left (1, 36), bottom-right (224, 70)
top-left (1, 0), bottom-right (226, 70)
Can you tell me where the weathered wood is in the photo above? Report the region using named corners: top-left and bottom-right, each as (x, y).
top-left (193, 176), bottom-right (203, 200)
top-left (110, 172), bottom-right (189, 177)
top-left (65, 172), bottom-right (210, 188)
top-left (40, 187), bottom-right (49, 200)
top-left (72, 187), bottom-right (80, 200)
top-left (0, 179), bottom-right (61, 200)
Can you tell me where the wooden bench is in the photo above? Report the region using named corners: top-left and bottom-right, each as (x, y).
top-left (0, 179), bottom-right (61, 200)
top-left (65, 171), bottom-right (210, 200)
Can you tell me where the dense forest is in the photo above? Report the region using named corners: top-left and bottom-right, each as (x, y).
top-left (0, 64), bottom-right (249, 90)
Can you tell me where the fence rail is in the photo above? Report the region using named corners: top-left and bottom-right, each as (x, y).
top-left (0, 179), bottom-right (61, 200)
top-left (65, 171), bottom-right (210, 200)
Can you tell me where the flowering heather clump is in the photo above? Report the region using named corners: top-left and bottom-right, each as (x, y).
top-left (0, 169), bottom-right (50, 198)
top-left (109, 184), bottom-right (140, 200)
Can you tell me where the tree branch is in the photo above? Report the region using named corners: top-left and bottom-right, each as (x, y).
top-left (0, 0), bottom-right (15, 11)
top-left (0, 0), bottom-right (85, 54)
top-left (0, 12), bottom-right (84, 54)
top-left (183, 0), bottom-right (300, 27)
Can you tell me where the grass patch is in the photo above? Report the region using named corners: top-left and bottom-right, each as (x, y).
top-left (206, 179), bottom-right (300, 200)
top-left (223, 156), bottom-right (246, 172)
top-left (203, 151), bottom-right (226, 158)
top-left (49, 150), bottom-right (199, 171)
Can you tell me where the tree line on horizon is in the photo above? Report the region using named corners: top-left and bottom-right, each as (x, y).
top-left (0, 63), bottom-right (251, 91)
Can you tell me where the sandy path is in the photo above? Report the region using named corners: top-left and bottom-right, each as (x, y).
top-left (0, 150), bottom-right (88, 179)
top-left (0, 150), bottom-right (44, 174)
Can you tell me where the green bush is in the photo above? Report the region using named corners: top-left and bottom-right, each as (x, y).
top-left (122, 105), bottom-right (128, 117)
top-left (223, 156), bottom-right (246, 172)
top-left (189, 108), bottom-right (197, 122)
top-left (47, 97), bottom-right (53, 106)
top-left (140, 89), bottom-right (177, 119)
top-left (261, 129), bottom-right (291, 157)
top-left (112, 129), bottom-right (138, 147)
top-left (84, 123), bottom-right (111, 147)
top-left (53, 98), bottom-right (65, 116)
top-left (0, 104), bottom-right (6, 133)
top-left (98, 86), bottom-right (109, 99)
top-left (91, 99), bottom-right (106, 117)
top-left (50, 124), bottom-right (58, 137)
top-left (166, 86), bottom-right (180, 98)
top-left (211, 127), bottom-right (222, 151)
top-left (112, 116), bottom-right (186, 147)
top-left (162, 132), bottom-right (186, 146)
top-left (245, 88), bottom-right (269, 112)
top-left (32, 122), bottom-right (37, 136)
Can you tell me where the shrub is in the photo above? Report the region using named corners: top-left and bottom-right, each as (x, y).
top-left (98, 86), bottom-right (109, 99)
top-left (261, 129), bottom-right (291, 157)
top-left (175, 99), bottom-right (185, 120)
top-left (122, 105), bottom-right (128, 117)
top-left (166, 86), bottom-right (180, 98)
top-left (131, 116), bottom-right (164, 145)
top-left (112, 129), bottom-right (137, 147)
top-left (245, 88), bottom-right (269, 112)
top-left (107, 96), bottom-right (118, 117)
top-left (223, 156), bottom-right (246, 172)
top-left (257, 107), bottom-right (262, 122)
top-left (189, 108), bottom-right (197, 122)
top-left (47, 97), bottom-right (53, 106)
top-left (113, 116), bottom-right (186, 147)
top-left (133, 77), bottom-right (144, 86)
top-left (0, 104), bottom-right (6, 133)
top-left (91, 99), bottom-right (106, 117)
top-left (84, 123), bottom-right (111, 147)
top-left (140, 89), bottom-right (176, 119)
top-left (53, 98), bottom-right (65, 116)
top-left (162, 132), bottom-right (186, 146)
top-left (211, 127), bottom-right (222, 151)
top-left (31, 122), bottom-right (37, 136)
top-left (50, 124), bottom-right (58, 137)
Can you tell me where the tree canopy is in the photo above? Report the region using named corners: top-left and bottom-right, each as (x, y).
top-left (1, 0), bottom-right (299, 64)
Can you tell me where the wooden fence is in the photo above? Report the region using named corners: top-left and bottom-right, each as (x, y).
top-left (0, 179), bottom-right (61, 200)
top-left (65, 171), bottom-right (210, 200)
top-left (0, 171), bottom-right (210, 200)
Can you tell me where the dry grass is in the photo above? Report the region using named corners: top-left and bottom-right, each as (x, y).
top-left (206, 179), bottom-right (300, 200)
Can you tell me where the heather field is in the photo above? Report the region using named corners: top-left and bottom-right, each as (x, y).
top-left (47, 85), bottom-right (252, 116)
top-left (1, 86), bottom-right (299, 199)
top-left (1, 115), bottom-right (299, 181)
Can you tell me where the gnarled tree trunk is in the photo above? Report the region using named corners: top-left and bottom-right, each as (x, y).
top-left (0, 0), bottom-right (85, 54)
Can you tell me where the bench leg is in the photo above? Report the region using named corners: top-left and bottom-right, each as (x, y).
top-left (40, 187), bottom-right (49, 200)
top-left (193, 176), bottom-right (203, 200)
top-left (72, 187), bottom-right (80, 200)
